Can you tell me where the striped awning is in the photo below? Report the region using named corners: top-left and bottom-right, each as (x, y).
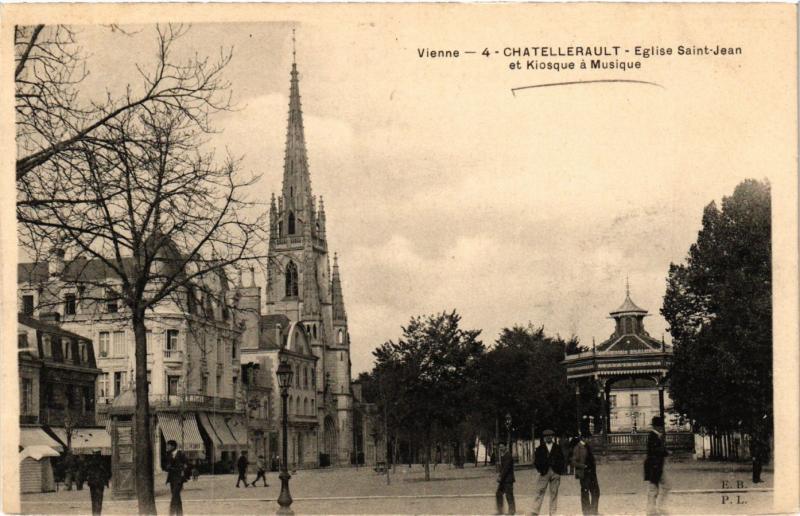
top-left (226, 415), bottom-right (248, 445)
top-left (198, 413), bottom-right (238, 451)
top-left (20, 428), bottom-right (63, 452)
top-left (158, 413), bottom-right (204, 454)
top-left (51, 427), bottom-right (111, 455)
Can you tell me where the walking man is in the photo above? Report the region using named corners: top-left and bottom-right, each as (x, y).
top-left (532, 429), bottom-right (565, 515)
top-left (236, 450), bottom-right (250, 488)
top-left (253, 455), bottom-right (269, 487)
top-left (165, 439), bottom-right (187, 516)
top-left (86, 450), bottom-right (110, 516)
top-left (573, 432), bottom-right (600, 515)
top-left (644, 416), bottom-right (670, 515)
top-left (495, 443), bottom-right (515, 515)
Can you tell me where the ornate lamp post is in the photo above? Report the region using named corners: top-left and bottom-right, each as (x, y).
top-left (276, 360), bottom-right (294, 514)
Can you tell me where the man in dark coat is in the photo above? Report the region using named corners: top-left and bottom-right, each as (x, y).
top-left (164, 440), bottom-right (188, 516)
top-left (531, 429), bottom-right (565, 515)
top-left (572, 432), bottom-right (600, 515)
top-left (644, 417), bottom-right (670, 515)
top-left (236, 451), bottom-right (250, 488)
top-left (86, 450), bottom-right (110, 516)
top-left (495, 443), bottom-right (515, 515)
top-left (750, 433), bottom-right (769, 483)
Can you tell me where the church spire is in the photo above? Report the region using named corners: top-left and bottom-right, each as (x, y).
top-left (281, 30), bottom-right (313, 236)
top-left (332, 252), bottom-right (347, 321)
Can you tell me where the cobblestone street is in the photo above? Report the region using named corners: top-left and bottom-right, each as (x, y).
top-left (20, 460), bottom-right (772, 515)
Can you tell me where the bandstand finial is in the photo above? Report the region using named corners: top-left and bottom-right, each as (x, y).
top-left (625, 275), bottom-right (630, 297)
top-left (292, 28), bottom-right (296, 63)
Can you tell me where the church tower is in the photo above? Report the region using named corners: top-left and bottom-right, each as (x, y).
top-left (265, 35), bottom-right (353, 465)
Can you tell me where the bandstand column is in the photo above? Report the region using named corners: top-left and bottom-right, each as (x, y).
top-left (574, 383), bottom-right (581, 434)
top-left (658, 381), bottom-right (666, 422)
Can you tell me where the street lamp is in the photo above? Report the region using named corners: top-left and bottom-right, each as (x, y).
top-left (504, 413), bottom-right (512, 449)
top-left (276, 359), bottom-right (294, 514)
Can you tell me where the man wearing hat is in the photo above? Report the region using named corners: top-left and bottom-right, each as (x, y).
top-left (86, 450), bottom-right (110, 516)
top-left (531, 429), bottom-right (565, 515)
top-left (644, 416), bottom-right (670, 515)
top-left (495, 443), bottom-right (516, 515)
top-left (572, 431), bottom-right (600, 515)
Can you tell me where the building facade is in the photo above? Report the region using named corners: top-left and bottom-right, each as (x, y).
top-left (242, 54), bottom-right (354, 466)
top-left (18, 251), bottom-right (248, 471)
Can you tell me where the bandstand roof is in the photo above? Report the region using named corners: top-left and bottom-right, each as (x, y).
top-left (609, 293), bottom-right (648, 316)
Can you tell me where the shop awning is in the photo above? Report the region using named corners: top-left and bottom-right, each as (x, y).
top-left (158, 413), bottom-right (205, 454)
top-left (197, 412), bottom-right (239, 452)
top-left (20, 428), bottom-right (63, 452)
top-left (226, 415), bottom-right (248, 445)
top-left (51, 427), bottom-right (111, 455)
top-left (208, 414), bottom-right (239, 449)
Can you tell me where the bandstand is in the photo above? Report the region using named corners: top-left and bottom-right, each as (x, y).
top-left (563, 288), bottom-right (694, 455)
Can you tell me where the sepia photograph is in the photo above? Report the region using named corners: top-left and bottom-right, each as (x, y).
top-left (2, 3), bottom-right (798, 515)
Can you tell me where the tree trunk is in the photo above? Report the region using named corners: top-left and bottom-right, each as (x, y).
top-left (424, 436), bottom-right (431, 481)
top-left (133, 312), bottom-right (157, 514)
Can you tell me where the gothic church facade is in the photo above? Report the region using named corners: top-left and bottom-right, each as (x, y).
top-left (263, 55), bottom-right (354, 465)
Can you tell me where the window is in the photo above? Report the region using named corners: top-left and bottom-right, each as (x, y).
top-left (609, 395), bottom-right (617, 408)
top-left (168, 376), bottom-right (180, 396)
top-left (106, 292), bottom-right (118, 314)
top-left (98, 332), bottom-right (109, 357)
top-left (20, 378), bottom-right (33, 415)
top-left (64, 294), bottom-right (76, 315)
top-left (166, 330), bottom-right (179, 351)
top-left (78, 341), bottom-right (88, 363)
top-left (216, 375), bottom-right (222, 395)
top-left (340, 351), bottom-right (343, 362)
top-left (113, 371), bottom-right (126, 396)
top-left (112, 331), bottom-right (126, 357)
top-left (201, 376), bottom-right (208, 395)
top-left (304, 367), bottom-right (309, 389)
top-left (288, 212), bottom-right (296, 235)
top-left (285, 262), bottom-right (299, 297)
top-left (42, 335), bottom-right (52, 358)
top-left (311, 369), bottom-right (316, 388)
top-left (98, 373), bottom-right (109, 398)
top-left (83, 386), bottom-right (94, 413)
top-left (337, 329), bottom-right (343, 345)
top-left (22, 295), bottom-right (34, 315)
top-left (312, 325), bottom-right (317, 339)
top-left (62, 339), bottom-right (73, 362)
top-left (231, 341), bottom-right (237, 360)
top-left (18, 333), bottom-right (29, 349)
top-left (630, 394), bottom-right (639, 407)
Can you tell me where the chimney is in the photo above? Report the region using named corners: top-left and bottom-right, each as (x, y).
top-left (50, 248), bottom-right (65, 278)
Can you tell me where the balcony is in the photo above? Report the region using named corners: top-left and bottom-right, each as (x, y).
top-left (590, 431), bottom-right (694, 453)
top-left (163, 349), bottom-right (184, 363)
top-left (149, 394), bottom-right (236, 411)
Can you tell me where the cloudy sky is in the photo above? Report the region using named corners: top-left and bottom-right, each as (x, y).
top-left (69, 5), bottom-right (793, 373)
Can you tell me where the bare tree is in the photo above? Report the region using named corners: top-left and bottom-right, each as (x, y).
top-left (17, 42), bottom-right (266, 512)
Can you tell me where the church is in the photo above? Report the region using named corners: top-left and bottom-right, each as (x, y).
top-left (239, 46), bottom-right (354, 468)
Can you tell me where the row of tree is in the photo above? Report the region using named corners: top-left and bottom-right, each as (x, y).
top-left (357, 312), bottom-right (597, 481)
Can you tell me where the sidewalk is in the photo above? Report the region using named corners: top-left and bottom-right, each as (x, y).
top-left (20, 460), bottom-right (773, 515)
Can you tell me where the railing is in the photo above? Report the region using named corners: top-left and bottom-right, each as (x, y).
top-left (567, 348), bottom-right (670, 360)
top-left (163, 349), bottom-right (183, 361)
top-left (591, 432), bottom-right (695, 453)
top-left (149, 394), bottom-right (236, 411)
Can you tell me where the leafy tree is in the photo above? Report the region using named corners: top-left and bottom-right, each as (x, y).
top-left (372, 310), bottom-right (484, 480)
top-left (662, 179), bottom-right (771, 441)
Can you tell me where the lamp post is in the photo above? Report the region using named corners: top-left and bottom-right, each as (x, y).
top-left (504, 413), bottom-right (512, 449)
top-left (276, 360), bottom-right (294, 514)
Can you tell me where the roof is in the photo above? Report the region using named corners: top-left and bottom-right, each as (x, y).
top-left (609, 294), bottom-right (648, 316)
top-left (595, 332), bottom-right (663, 352)
top-left (18, 313), bottom-right (92, 342)
top-left (258, 314), bottom-right (291, 350)
top-left (18, 258), bottom-right (137, 284)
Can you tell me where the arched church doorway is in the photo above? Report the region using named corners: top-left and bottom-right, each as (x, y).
top-left (323, 416), bottom-right (337, 466)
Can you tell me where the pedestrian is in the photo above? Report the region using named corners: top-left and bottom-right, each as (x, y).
top-left (164, 439), bottom-right (187, 516)
top-left (86, 450), bottom-right (110, 516)
top-left (191, 461), bottom-right (199, 482)
top-left (75, 454), bottom-right (86, 490)
top-left (236, 450), bottom-right (250, 488)
top-left (531, 429), bottom-right (565, 515)
top-left (750, 434), bottom-right (769, 484)
top-left (644, 416), bottom-right (670, 515)
top-left (560, 434), bottom-right (574, 475)
top-left (253, 455), bottom-right (269, 487)
top-left (495, 443), bottom-right (516, 515)
top-left (573, 432), bottom-right (600, 515)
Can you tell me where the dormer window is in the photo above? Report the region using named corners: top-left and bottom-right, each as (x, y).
top-left (64, 293), bottom-right (76, 316)
top-left (106, 291), bottom-right (118, 313)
